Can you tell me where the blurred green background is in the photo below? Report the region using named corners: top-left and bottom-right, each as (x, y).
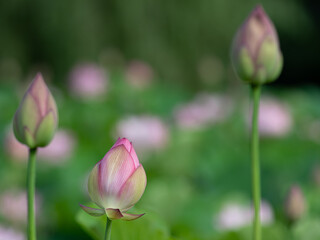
top-left (0, 0), bottom-right (320, 239)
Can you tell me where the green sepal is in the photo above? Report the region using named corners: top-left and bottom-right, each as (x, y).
top-left (19, 94), bottom-right (39, 133)
top-left (236, 48), bottom-right (255, 82)
top-left (268, 53), bottom-right (283, 83)
top-left (106, 208), bottom-right (123, 220)
top-left (35, 111), bottom-right (56, 147)
top-left (24, 127), bottom-right (36, 148)
top-left (121, 212), bottom-right (145, 221)
top-left (80, 204), bottom-right (105, 217)
top-left (257, 37), bottom-right (283, 83)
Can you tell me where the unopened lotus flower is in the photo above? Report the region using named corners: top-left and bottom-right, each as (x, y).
top-left (285, 185), bottom-right (306, 221)
top-left (231, 5), bottom-right (283, 85)
top-left (81, 138), bottom-right (147, 221)
top-left (13, 73), bottom-right (58, 148)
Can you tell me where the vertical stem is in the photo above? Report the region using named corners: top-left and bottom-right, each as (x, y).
top-left (251, 85), bottom-right (261, 240)
top-left (27, 148), bottom-right (37, 240)
top-left (104, 217), bottom-right (112, 240)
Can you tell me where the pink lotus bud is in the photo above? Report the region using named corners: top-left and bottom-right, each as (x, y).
top-left (13, 73), bottom-right (58, 148)
top-left (285, 185), bottom-right (306, 221)
top-left (80, 138), bottom-right (147, 221)
top-left (231, 5), bottom-right (283, 85)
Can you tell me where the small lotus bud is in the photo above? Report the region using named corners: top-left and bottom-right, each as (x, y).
top-left (13, 73), bottom-right (58, 148)
top-left (80, 138), bottom-right (147, 221)
top-left (312, 165), bottom-right (320, 187)
top-left (285, 185), bottom-right (306, 221)
top-left (231, 5), bottom-right (283, 85)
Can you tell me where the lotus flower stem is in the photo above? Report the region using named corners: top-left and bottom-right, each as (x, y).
top-left (251, 85), bottom-right (261, 240)
top-left (104, 218), bottom-right (112, 240)
top-left (27, 148), bottom-right (37, 240)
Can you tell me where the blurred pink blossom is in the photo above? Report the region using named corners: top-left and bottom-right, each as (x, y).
top-left (38, 130), bottom-right (76, 164)
top-left (0, 225), bottom-right (25, 240)
top-left (5, 129), bottom-right (75, 165)
top-left (69, 63), bottom-right (108, 99)
top-left (125, 60), bottom-right (154, 88)
top-left (4, 130), bottom-right (28, 161)
top-left (115, 116), bottom-right (168, 153)
top-left (215, 200), bottom-right (274, 230)
top-left (249, 201), bottom-right (274, 225)
top-left (0, 190), bottom-right (41, 225)
top-left (215, 202), bottom-right (251, 230)
top-left (174, 93), bottom-right (232, 129)
top-left (247, 98), bottom-right (292, 137)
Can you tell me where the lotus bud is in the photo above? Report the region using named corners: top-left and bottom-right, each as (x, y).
top-left (312, 165), bottom-right (320, 187)
top-left (231, 5), bottom-right (283, 85)
top-left (80, 138), bottom-right (147, 221)
top-left (285, 185), bottom-right (306, 221)
top-left (13, 73), bottom-right (58, 148)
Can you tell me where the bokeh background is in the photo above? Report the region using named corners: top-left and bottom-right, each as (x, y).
top-left (0, 0), bottom-right (320, 239)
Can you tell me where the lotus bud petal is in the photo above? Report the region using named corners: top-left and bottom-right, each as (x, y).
top-left (81, 138), bottom-right (147, 221)
top-left (13, 73), bottom-right (58, 148)
top-left (231, 5), bottom-right (283, 85)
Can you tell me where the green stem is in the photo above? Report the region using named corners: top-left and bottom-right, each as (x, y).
top-left (27, 148), bottom-right (37, 240)
top-left (104, 217), bottom-right (112, 240)
top-left (251, 85), bottom-right (261, 240)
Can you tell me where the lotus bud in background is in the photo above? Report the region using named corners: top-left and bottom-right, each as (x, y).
top-left (285, 185), bottom-right (306, 221)
top-left (13, 73), bottom-right (58, 148)
top-left (80, 138), bottom-right (147, 221)
top-left (231, 5), bottom-right (283, 85)
top-left (313, 165), bottom-right (320, 187)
